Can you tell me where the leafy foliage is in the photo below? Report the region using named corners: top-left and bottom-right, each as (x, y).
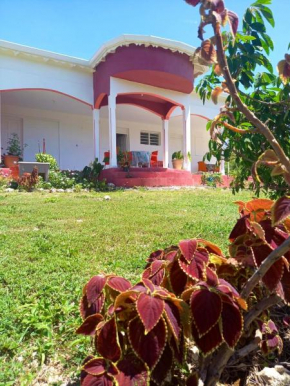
top-left (18, 167), bottom-right (39, 192)
top-left (195, 0), bottom-right (290, 199)
top-left (35, 153), bottom-right (59, 171)
top-left (201, 172), bottom-right (222, 187)
top-left (78, 197), bottom-right (290, 385)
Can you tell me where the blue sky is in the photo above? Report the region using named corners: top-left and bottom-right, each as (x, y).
top-left (0, 0), bottom-right (288, 68)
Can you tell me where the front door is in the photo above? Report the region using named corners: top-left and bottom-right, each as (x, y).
top-left (116, 133), bottom-right (127, 153)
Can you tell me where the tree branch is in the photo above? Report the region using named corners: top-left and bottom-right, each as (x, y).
top-left (240, 237), bottom-right (290, 300)
top-left (222, 121), bottom-right (258, 134)
top-left (244, 294), bottom-right (281, 330)
top-left (213, 20), bottom-right (290, 183)
top-left (228, 338), bottom-right (261, 365)
top-left (204, 344), bottom-right (234, 386)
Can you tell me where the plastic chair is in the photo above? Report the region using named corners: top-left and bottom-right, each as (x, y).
top-left (150, 151), bottom-right (158, 167)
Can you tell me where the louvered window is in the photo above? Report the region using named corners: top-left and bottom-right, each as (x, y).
top-left (140, 132), bottom-right (160, 146)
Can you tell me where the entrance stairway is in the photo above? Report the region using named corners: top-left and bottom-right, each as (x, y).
top-left (100, 167), bottom-right (195, 187)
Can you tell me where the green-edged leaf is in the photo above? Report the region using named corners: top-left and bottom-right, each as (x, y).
top-left (107, 276), bottom-right (132, 293)
top-left (151, 344), bottom-right (173, 385)
top-left (169, 260), bottom-right (187, 295)
top-left (252, 244), bottom-right (284, 291)
top-left (179, 239), bottom-right (198, 263)
top-left (137, 293), bottom-right (164, 334)
top-left (116, 355), bottom-right (149, 386)
top-left (272, 196), bottom-right (290, 226)
top-left (82, 357), bottom-right (107, 376)
top-left (76, 313), bottom-right (103, 336)
top-left (221, 299), bottom-right (243, 349)
top-left (164, 301), bottom-right (181, 341)
top-left (81, 373), bottom-right (115, 386)
top-left (192, 321), bottom-right (222, 356)
top-left (97, 318), bottom-right (121, 362)
top-left (128, 317), bottom-right (167, 369)
top-left (80, 294), bottom-right (106, 320)
top-left (191, 289), bottom-right (222, 337)
top-left (86, 275), bottom-right (107, 304)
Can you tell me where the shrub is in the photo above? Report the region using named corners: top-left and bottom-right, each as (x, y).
top-left (18, 167), bottom-right (39, 192)
top-left (77, 197), bottom-right (290, 386)
top-left (201, 172), bottom-right (222, 187)
top-left (35, 153), bottom-right (59, 171)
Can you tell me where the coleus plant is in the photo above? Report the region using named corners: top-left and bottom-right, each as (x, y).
top-left (77, 196), bottom-right (290, 386)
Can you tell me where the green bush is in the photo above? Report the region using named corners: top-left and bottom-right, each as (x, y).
top-left (35, 153), bottom-right (59, 171)
top-left (201, 172), bottom-right (222, 187)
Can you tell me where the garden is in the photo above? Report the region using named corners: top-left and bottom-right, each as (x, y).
top-left (2, 0), bottom-right (290, 385)
top-left (0, 188), bottom-right (253, 385)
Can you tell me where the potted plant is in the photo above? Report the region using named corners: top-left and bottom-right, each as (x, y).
top-left (172, 151), bottom-right (184, 170)
top-left (119, 151), bottom-right (131, 172)
top-left (4, 133), bottom-right (25, 168)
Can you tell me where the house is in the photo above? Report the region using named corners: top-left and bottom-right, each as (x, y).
top-left (0, 35), bottom-right (224, 181)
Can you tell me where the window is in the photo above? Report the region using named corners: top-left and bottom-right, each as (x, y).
top-left (140, 131), bottom-right (160, 146)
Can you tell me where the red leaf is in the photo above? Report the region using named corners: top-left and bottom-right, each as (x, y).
top-left (229, 216), bottom-right (251, 241)
top-left (150, 260), bottom-right (165, 276)
top-left (206, 267), bottom-right (219, 287)
top-left (129, 317), bottom-right (167, 369)
top-left (107, 276), bottom-right (131, 293)
top-left (211, 0), bottom-right (225, 13)
top-left (137, 293), bottom-right (164, 333)
top-left (142, 278), bottom-right (155, 292)
top-left (252, 245), bottom-right (284, 291)
top-left (179, 239), bottom-right (198, 263)
top-left (86, 275), bottom-right (107, 304)
top-left (185, 0), bottom-right (201, 6)
top-left (191, 289), bottom-right (222, 337)
top-left (192, 322), bottom-right (222, 356)
top-left (76, 313), bottom-right (103, 336)
top-left (164, 301), bottom-right (181, 340)
top-left (151, 344), bottom-right (173, 385)
top-left (221, 300), bottom-right (243, 348)
top-left (281, 268), bottom-right (290, 304)
top-left (228, 10), bottom-right (239, 37)
top-left (82, 357), bottom-right (107, 376)
top-left (179, 251), bottom-right (207, 281)
top-left (169, 260), bottom-right (187, 295)
top-left (97, 318), bottom-right (121, 362)
top-left (272, 196), bottom-right (290, 226)
top-left (81, 373), bottom-right (114, 386)
top-left (116, 355), bottom-right (149, 386)
top-left (170, 333), bottom-right (184, 364)
top-left (80, 294), bottom-right (105, 320)
top-left (186, 373), bottom-right (199, 386)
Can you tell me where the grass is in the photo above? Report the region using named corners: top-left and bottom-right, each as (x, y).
top-left (0, 188), bottom-right (253, 385)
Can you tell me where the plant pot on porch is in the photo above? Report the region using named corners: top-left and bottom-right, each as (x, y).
top-left (172, 159), bottom-right (183, 170)
top-left (4, 155), bottom-right (19, 168)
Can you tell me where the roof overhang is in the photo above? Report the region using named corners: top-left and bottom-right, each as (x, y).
top-left (0, 34), bottom-right (209, 76)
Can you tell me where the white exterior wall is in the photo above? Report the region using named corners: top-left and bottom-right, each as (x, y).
top-left (0, 52), bottom-right (93, 105)
top-left (2, 104), bottom-right (94, 170)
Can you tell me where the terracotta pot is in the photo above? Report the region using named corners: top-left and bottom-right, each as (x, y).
top-left (172, 159), bottom-right (183, 170)
top-left (4, 155), bottom-right (19, 168)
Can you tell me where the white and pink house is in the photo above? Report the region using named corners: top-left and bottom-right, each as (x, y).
top-left (0, 35), bottom-right (225, 186)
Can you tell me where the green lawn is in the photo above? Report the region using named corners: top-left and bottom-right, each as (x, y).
top-left (0, 188), bottom-right (253, 385)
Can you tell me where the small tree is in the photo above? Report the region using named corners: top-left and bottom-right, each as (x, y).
top-left (76, 1), bottom-right (290, 385)
top-left (193, 0), bottom-right (290, 199)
